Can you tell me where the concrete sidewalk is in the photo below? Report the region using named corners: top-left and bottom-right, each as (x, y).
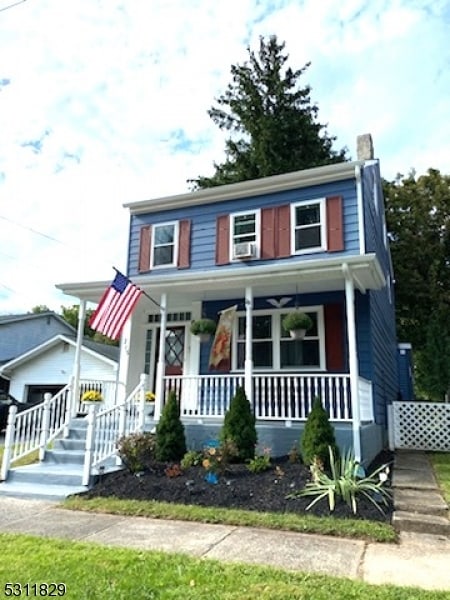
top-left (0, 496), bottom-right (449, 592)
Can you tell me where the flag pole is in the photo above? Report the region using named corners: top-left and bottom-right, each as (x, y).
top-left (112, 266), bottom-right (162, 310)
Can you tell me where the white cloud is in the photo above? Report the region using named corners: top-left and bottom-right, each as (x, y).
top-left (0, 0), bottom-right (449, 313)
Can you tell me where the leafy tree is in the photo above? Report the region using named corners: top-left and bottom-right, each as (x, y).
top-left (220, 386), bottom-right (257, 461)
top-left (383, 169), bottom-right (450, 399)
top-left (190, 35), bottom-right (347, 189)
top-left (60, 304), bottom-right (118, 345)
top-left (301, 397), bottom-right (338, 469)
top-left (30, 305), bottom-right (50, 313)
top-left (155, 390), bottom-right (187, 462)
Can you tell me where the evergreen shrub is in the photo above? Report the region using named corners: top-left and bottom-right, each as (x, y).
top-left (220, 386), bottom-right (257, 461)
top-left (301, 396), bottom-right (338, 469)
top-left (155, 390), bottom-right (187, 461)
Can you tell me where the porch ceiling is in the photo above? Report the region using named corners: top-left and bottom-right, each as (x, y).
top-left (56, 254), bottom-right (385, 308)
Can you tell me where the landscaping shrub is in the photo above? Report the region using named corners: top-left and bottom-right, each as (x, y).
top-left (155, 390), bottom-right (187, 461)
top-left (301, 396), bottom-right (338, 469)
top-left (116, 432), bottom-right (156, 473)
top-left (220, 386), bottom-right (257, 461)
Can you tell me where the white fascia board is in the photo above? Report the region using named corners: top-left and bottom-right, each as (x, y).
top-left (124, 161), bottom-right (366, 215)
top-left (134, 253), bottom-right (385, 291)
top-left (0, 334), bottom-right (117, 374)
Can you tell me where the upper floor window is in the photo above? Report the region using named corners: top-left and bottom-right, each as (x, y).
top-left (230, 210), bottom-right (259, 260)
top-left (291, 199), bottom-right (326, 254)
top-left (151, 222), bottom-right (178, 268)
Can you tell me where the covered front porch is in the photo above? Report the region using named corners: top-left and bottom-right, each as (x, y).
top-left (58, 254), bottom-right (385, 462)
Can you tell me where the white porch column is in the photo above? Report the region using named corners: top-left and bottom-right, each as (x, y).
top-left (154, 292), bottom-right (167, 421)
top-left (343, 263), bottom-right (361, 462)
top-left (244, 286), bottom-right (253, 403)
top-left (116, 317), bottom-right (132, 404)
top-left (72, 299), bottom-right (86, 416)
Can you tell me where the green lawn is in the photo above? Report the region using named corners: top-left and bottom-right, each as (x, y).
top-left (63, 495), bottom-right (397, 543)
top-left (0, 533), bottom-right (446, 600)
top-left (429, 452), bottom-right (450, 505)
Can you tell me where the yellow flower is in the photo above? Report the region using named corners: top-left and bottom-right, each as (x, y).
top-left (202, 459), bottom-right (211, 469)
top-left (81, 390), bottom-right (103, 402)
top-left (145, 391), bottom-right (156, 402)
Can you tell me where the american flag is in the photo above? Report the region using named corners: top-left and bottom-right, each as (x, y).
top-left (89, 271), bottom-right (143, 341)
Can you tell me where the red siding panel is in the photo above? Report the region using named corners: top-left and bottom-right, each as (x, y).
top-left (261, 207), bottom-right (276, 259)
top-left (276, 205), bottom-right (291, 258)
top-left (177, 219), bottom-right (191, 269)
top-left (138, 225), bottom-right (152, 273)
top-left (216, 215), bottom-right (230, 265)
top-left (326, 195), bottom-right (344, 252)
top-left (324, 303), bottom-right (345, 371)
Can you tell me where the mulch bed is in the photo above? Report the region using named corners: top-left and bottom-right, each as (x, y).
top-left (80, 451), bottom-right (394, 523)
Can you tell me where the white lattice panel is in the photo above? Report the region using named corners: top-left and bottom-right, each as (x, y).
top-left (393, 402), bottom-right (450, 451)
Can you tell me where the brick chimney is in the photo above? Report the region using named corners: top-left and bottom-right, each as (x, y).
top-left (356, 133), bottom-right (374, 160)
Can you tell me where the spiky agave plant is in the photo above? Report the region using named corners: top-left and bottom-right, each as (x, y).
top-left (288, 446), bottom-right (392, 515)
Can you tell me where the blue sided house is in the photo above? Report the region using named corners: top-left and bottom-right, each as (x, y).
top-left (58, 135), bottom-right (410, 466)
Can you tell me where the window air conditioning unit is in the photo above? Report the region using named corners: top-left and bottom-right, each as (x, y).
top-left (233, 242), bottom-right (256, 259)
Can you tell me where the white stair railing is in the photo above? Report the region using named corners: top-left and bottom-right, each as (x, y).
top-left (82, 374), bottom-right (148, 486)
top-left (0, 383), bottom-right (72, 480)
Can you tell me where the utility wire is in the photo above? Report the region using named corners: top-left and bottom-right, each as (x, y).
top-left (0, 0), bottom-right (28, 14)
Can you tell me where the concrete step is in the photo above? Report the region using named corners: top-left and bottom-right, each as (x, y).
top-left (0, 480), bottom-right (88, 501)
top-left (6, 463), bottom-right (84, 487)
top-left (44, 449), bottom-right (85, 465)
top-left (393, 510), bottom-right (450, 536)
top-left (394, 488), bottom-right (449, 517)
top-left (53, 438), bottom-right (86, 452)
top-left (392, 468), bottom-right (438, 490)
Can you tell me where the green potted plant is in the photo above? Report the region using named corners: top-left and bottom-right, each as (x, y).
top-left (190, 318), bottom-right (217, 342)
top-left (282, 311), bottom-right (313, 340)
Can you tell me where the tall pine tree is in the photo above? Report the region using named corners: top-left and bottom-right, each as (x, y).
top-left (190, 35), bottom-right (347, 189)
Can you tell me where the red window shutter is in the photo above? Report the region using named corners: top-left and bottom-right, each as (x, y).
top-left (261, 207), bottom-right (276, 259)
top-left (324, 303), bottom-right (344, 371)
top-left (326, 196), bottom-right (344, 252)
top-left (177, 219), bottom-right (191, 269)
top-left (216, 215), bottom-right (230, 265)
top-left (138, 225), bottom-right (152, 272)
top-left (276, 205), bottom-right (291, 258)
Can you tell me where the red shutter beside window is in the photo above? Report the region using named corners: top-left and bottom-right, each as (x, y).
top-left (261, 207), bottom-right (276, 259)
top-left (324, 303), bottom-right (345, 371)
top-left (216, 215), bottom-right (230, 265)
top-left (326, 196), bottom-right (344, 252)
top-left (177, 219), bottom-right (191, 269)
top-left (138, 225), bottom-right (152, 272)
top-left (276, 205), bottom-right (291, 258)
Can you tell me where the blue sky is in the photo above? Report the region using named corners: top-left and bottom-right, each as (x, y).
top-left (0, 0), bottom-right (449, 314)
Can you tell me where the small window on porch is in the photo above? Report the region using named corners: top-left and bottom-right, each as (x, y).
top-left (280, 312), bottom-right (320, 367)
top-left (291, 199), bottom-right (326, 254)
top-left (237, 314), bottom-right (272, 368)
top-left (151, 222), bottom-right (178, 268)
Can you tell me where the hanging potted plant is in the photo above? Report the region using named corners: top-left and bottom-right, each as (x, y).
top-left (190, 318), bottom-right (217, 342)
top-left (282, 311), bottom-right (313, 340)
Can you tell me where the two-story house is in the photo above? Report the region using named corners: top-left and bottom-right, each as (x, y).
top-left (58, 135), bottom-right (408, 465)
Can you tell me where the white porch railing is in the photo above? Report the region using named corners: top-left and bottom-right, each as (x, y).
top-left (358, 376), bottom-right (374, 422)
top-left (77, 379), bottom-right (119, 414)
top-left (163, 373), bottom-right (358, 422)
top-left (1, 384), bottom-right (71, 480)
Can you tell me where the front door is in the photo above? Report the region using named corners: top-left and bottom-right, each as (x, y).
top-left (161, 326), bottom-right (185, 376)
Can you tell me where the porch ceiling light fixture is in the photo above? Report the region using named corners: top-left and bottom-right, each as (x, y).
top-left (266, 297), bottom-right (292, 309)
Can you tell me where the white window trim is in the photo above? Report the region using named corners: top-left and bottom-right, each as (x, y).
top-left (231, 306), bottom-right (325, 371)
top-left (150, 221), bottom-right (179, 269)
top-left (291, 198), bottom-right (327, 255)
top-left (229, 209), bottom-right (260, 261)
